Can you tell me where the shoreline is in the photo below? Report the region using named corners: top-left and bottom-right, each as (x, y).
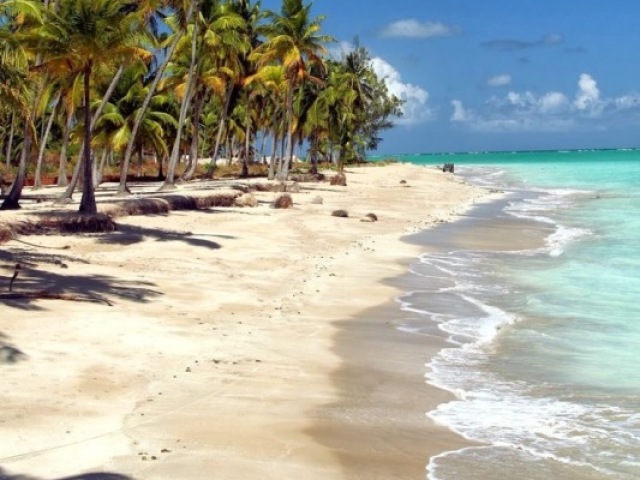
top-left (0, 164), bottom-right (488, 479)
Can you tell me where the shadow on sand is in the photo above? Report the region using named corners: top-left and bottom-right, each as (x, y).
top-left (0, 332), bottom-right (26, 364)
top-left (0, 266), bottom-right (162, 311)
top-left (97, 224), bottom-right (224, 250)
top-left (0, 467), bottom-right (134, 480)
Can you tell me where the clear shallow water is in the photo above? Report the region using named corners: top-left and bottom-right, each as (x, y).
top-left (395, 150), bottom-right (640, 479)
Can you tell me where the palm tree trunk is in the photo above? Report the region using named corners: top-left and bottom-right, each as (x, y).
top-left (240, 116), bottom-right (250, 178)
top-left (182, 87), bottom-right (205, 181)
top-left (277, 129), bottom-right (286, 178)
top-left (33, 93), bottom-right (61, 190)
top-left (310, 131), bottom-right (318, 174)
top-left (58, 64), bottom-right (124, 202)
top-left (279, 86), bottom-right (295, 181)
top-left (161, 76), bottom-right (196, 189)
top-left (118, 19), bottom-right (189, 195)
top-left (207, 85), bottom-right (234, 178)
top-left (137, 144), bottom-right (143, 177)
top-left (94, 148), bottom-right (108, 185)
top-left (57, 109), bottom-right (73, 187)
top-left (259, 129), bottom-right (267, 163)
top-left (0, 115), bottom-right (32, 210)
top-left (5, 113), bottom-right (15, 166)
top-left (268, 131), bottom-right (277, 180)
top-left (158, 152), bottom-right (166, 180)
top-left (78, 65), bottom-right (97, 215)
top-left (160, 2), bottom-right (200, 190)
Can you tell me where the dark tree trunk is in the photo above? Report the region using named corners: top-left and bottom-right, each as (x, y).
top-left (78, 66), bottom-right (97, 215)
top-left (0, 113), bottom-right (32, 210)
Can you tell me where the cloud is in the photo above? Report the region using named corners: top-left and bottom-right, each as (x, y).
top-left (451, 100), bottom-right (475, 122)
top-left (370, 57), bottom-right (432, 124)
top-left (574, 73), bottom-right (601, 113)
top-left (481, 33), bottom-right (564, 51)
top-left (380, 19), bottom-right (460, 39)
top-left (451, 73), bottom-right (640, 133)
top-left (488, 74), bottom-right (512, 87)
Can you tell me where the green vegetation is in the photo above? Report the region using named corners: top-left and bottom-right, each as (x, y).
top-left (0, 0), bottom-right (403, 212)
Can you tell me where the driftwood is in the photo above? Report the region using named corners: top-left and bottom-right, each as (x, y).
top-left (0, 290), bottom-right (113, 306)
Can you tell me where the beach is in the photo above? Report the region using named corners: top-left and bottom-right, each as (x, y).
top-left (0, 163), bottom-right (487, 480)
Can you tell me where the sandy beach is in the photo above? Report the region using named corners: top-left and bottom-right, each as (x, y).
top-left (0, 164), bottom-right (488, 480)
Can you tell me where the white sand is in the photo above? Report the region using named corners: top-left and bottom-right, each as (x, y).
top-left (0, 164), bottom-right (488, 479)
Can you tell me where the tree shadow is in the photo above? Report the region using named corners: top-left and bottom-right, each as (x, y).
top-left (1, 267), bottom-right (162, 311)
top-left (0, 332), bottom-right (26, 364)
top-left (96, 224), bottom-right (224, 249)
top-left (0, 245), bottom-right (90, 268)
top-left (0, 466), bottom-right (134, 480)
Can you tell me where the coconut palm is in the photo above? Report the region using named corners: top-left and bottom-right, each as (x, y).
top-left (118, 0), bottom-right (196, 194)
top-left (246, 64), bottom-right (287, 179)
top-left (94, 61), bottom-right (176, 179)
top-left (253, 0), bottom-right (331, 180)
top-left (194, 0), bottom-right (249, 180)
top-left (29, 0), bottom-right (151, 213)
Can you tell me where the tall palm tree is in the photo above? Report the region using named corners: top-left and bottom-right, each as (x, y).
top-left (194, 0), bottom-right (249, 180)
top-left (253, 0), bottom-right (331, 180)
top-left (118, 0), bottom-right (196, 194)
top-left (30, 0), bottom-right (151, 213)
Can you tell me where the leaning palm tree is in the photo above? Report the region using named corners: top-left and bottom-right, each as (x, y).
top-left (118, 0), bottom-right (196, 194)
top-left (253, 0), bottom-right (331, 180)
top-left (94, 61), bottom-right (176, 179)
top-left (29, 0), bottom-right (151, 213)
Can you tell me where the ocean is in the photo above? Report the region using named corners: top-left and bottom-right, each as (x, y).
top-left (392, 150), bottom-right (640, 479)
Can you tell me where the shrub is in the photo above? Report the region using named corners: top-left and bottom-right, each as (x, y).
top-left (332, 209), bottom-right (348, 218)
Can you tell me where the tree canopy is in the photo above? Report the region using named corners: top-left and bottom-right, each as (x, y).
top-left (0, 0), bottom-right (404, 211)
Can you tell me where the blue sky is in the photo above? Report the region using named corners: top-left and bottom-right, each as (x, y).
top-left (262, 0), bottom-right (640, 154)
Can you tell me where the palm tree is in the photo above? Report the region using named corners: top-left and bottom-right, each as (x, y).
top-left (253, 0), bottom-right (331, 181)
top-left (0, 0), bottom-right (42, 210)
top-left (194, 0), bottom-right (249, 180)
top-left (30, 0), bottom-right (151, 213)
top-left (118, 0), bottom-right (196, 194)
top-left (94, 61), bottom-right (176, 179)
top-left (246, 64), bottom-right (287, 179)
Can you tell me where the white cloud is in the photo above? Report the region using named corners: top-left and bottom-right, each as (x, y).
top-left (451, 74), bottom-right (640, 133)
top-left (574, 73), bottom-right (601, 114)
top-left (370, 57), bottom-right (432, 124)
top-left (539, 92), bottom-right (570, 114)
top-left (451, 100), bottom-right (475, 122)
top-left (381, 19), bottom-right (460, 39)
top-left (488, 74), bottom-right (512, 87)
top-left (614, 94), bottom-right (640, 110)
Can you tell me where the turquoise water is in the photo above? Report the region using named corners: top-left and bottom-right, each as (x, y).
top-left (395, 150), bottom-right (640, 479)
